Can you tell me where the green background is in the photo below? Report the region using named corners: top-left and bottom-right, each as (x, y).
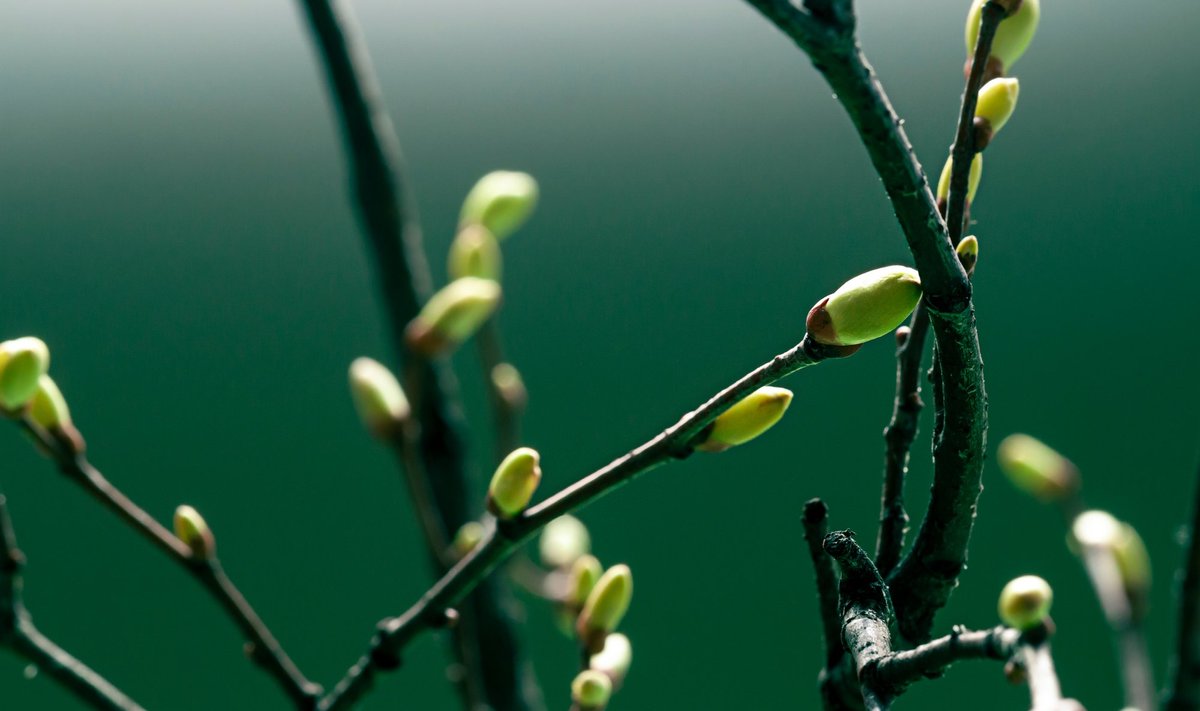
top-left (3, 0), bottom-right (1198, 708)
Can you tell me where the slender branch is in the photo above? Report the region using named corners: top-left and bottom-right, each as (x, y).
top-left (1167, 459), bottom-right (1200, 711)
top-left (803, 499), bottom-right (843, 668)
top-left (477, 320), bottom-right (524, 464)
top-left (0, 493), bottom-right (146, 711)
top-left (1014, 641), bottom-right (1071, 711)
top-left (318, 336), bottom-right (835, 710)
top-left (871, 625), bottom-right (1018, 689)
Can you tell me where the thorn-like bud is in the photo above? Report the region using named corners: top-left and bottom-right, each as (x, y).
top-left (997, 433), bottom-right (1080, 502)
top-left (589, 632), bottom-right (632, 688)
top-left (453, 521), bottom-right (485, 559)
top-left (0, 337), bottom-right (51, 410)
top-left (966, 0), bottom-right (1039, 75)
top-left (567, 554), bottom-right (603, 608)
top-left (174, 505), bottom-right (216, 560)
top-left (539, 515), bottom-right (591, 569)
top-left (577, 564), bottom-right (632, 649)
top-left (571, 669), bottom-right (613, 710)
top-left (459, 171), bottom-right (539, 241)
top-left (405, 278), bottom-right (502, 356)
top-left (956, 236), bottom-right (980, 275)
top-left (974, 77), bottom-right (1020, 149)
top-left (936, 153), bottom-right (983, 208)
top-left (487, 447), bottom-right (542, 519)
top-left (998, 574), bottom-right (1053, 630)
top-left (491, 362), bottom-right (528, 411)
top-left (448, 224), bottom-right (502, 281)
top-left (695, 386), bottom-right (793, 453)
top-left (807, 266), bottom-right (923, 347)
top-left (348, 357), bottom-right (410, 440)
top-left (29, 375), bottom-right (71, 430)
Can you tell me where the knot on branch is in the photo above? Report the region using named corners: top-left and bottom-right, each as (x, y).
top-left (824, 530), bottom-right (892, 621)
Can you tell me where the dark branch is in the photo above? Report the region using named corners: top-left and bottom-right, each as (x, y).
top-left (802, 499), bottom-right (843, 668)
top-left (822, 531), bottom-right (893, 711)
top-left (1167, 459), bottom-right (1200, 711)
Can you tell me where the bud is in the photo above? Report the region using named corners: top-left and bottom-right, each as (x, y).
top-left (0, 337), bottom-right (50, 410)
top-left (174, 505), bottom-right (216, 560)
top-left (807, 266), bottom-right (923, 347)
top-left (491, 362), bottom-right (528, 411)
top-left (448, 224), bottom-right (502, 281)
top-left (405, 278), bottom-right (502, 356)
top-left (487, 447), bottom-right (542, 518)
top-left (459, 171), bottom-right (539, 241)
top-left (589, 632), bottom-right (632, 688)
top-left (577, 564), bottom-right (632, 648)
top-left (695, 386), bottom-right (793, 453)
top-left (453, 521), bottom-right (485, 559)
top-left (571, 669), bottom-right (613, 710)
top-left (974, 77), bottom-right (1020, 148)
top-left (348, 357), bottom-right (410, 439)
top-left (956, 235), bottom-right (980, 275)
top-left (1071, 510), bottom-right (1121, 550)
top-left (567, 554), bottom-right (603, 608)
top-left (29, 375), bottom-right (71, 430)
top-left (966, 0), bottom-right (1040, 74)
top-left (935, 153), bottom-right (983, 207)
top-left (539, 515), bottom-right (591, 569)
top-left (998, 575), bottom-right (1053, 630)
top-left (1113, 522), bottom-right (1151, 595)
top-left (996, 434), bottom-right (1079, 502)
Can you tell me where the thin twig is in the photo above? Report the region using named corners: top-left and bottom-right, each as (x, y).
top-left (1167, 459), bottom-right (1200, 711)
top-left (802, 499), bottom-right (843, 668)
top-left (477, 319), bottom-right (523, 464)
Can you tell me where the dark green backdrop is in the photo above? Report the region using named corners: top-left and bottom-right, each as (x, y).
top-left (2, 0), bottom-right (1198, 708)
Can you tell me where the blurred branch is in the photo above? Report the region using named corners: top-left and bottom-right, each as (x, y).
top-left (1167, 460), bottom-right (1200, 711)
top-left (476, 320), bottom-right (525, 464)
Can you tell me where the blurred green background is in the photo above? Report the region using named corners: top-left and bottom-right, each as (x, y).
top-left (2, 0), bottom-right (1198, 708)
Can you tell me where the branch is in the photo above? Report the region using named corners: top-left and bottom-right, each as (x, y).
top-left (802, 499), bottom-right (844, 669)
top-left (318, 336), bottom-right (835, 710)
top-left (477, 320), bottom-right (524, 464)
top-left (0, 493), bottom-right (146, 711)
top-left (822, 531), bottom-right (893, 710)
top-left (1168, 459), bottom-right (1200, 711)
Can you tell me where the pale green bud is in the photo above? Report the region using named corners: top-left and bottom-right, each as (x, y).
top-left (491, 362), bottom-right (528, 411)
top-left (459, 171), bottom-right (539, 241)
top-left (174, 505), bottom-right (215, 560)
top-left (1114, 522), bottom-right (1151, 594)
top-left (957, 235), bottom-right (980, 275)
top-left (570, 669), bottom-right (613, 710)
top-left (406, 278), bottom-right (501, 356)
top-left (966, 0), bottom-right (1040, 73)
top-left (577, 564), bottom-right (632, 647)
top-left (807, 266), bottom-right (923, 347)
top-left (0, 337), bottom-right (50, 410)
top-left (348, 357), bottom-right (410, 439)
top-left (588, 632), bottom-right (632, 688)
top-left (567, 554), bottom-right (603, 608)
top-left (935, 153), bottom-right (983, 206)
top-left (996, 434), bottom-right (1079, 502)
top-left (975, 77), bottom-right (1020, 143)
top-left (696, 386), bottom-right (793, 453)
top-left (487, 447), bottom-right (542, 519)
top-left (448, 224), bottom-right (502, 281)
top-left (453, 521), bottom-right (485, 559)
top-left (1071, 510), bottom-right (1121, 549)
top-left (539, 515), bottom-right (591, 569)
top-left (998, 575), bottom-right (1053, 630)
top-left (29, 375), bottom-right (71, 430)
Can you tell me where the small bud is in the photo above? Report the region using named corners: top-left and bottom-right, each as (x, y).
top-left (405, 278), bottom-right (502, 356)
top-left (570, 669), bottom-right (613, 710)
top-left (696, 386), bottom-right (793, 453)
top-left (453, 521), bottom-right (485, 558)
top-left (29, 375), bottom-right (71, 429)
top-left (459, 171), bottom-right (539, 241)
top-left (996, 434), bottom-right (1079, 502)
top-left (539, 515), bottom-right (591, 569)
top-left (1071, 510), bottom-right (1121, 549)
top-left (807, 266), bottom-right (923, 347)
top-left (935, 153), bottom-right (983, 207)
top-left (1114, 522), bottom-right (1151, 595)
top-left (348, 357), bottom-right (410, 439)
top-left (956, 236), bottom-right (980, 275)
top-left (487, 447), bottom-right (542, 519)
top-left (0, 337), bottom-right (51, 410)
top-left (998, 575), bottom-right (1053, 630)
top-left (567, 554), bottom-right (604, 608)
top-left (577, 564), bottom-right (632, 648)
top-left (174, 505), bottom-right (216, 560)
top-left (974, 77), bottom-right (1020, 148)
top-left (966, 0), bottom-right (1040, 74)
top-left (491, 362), bottom-right (528, 411)
top-left (448, 224), bottom-right (502, 281)
top-left (589, 632), bottom-right (632, 688)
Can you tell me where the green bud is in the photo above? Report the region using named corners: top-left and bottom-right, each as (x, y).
top-left (996, 433), bottom-right (1079, 502)
top-left (570, 669), bottom-right (613, 710)
top-left (567, 554), bottom-right (604, 608)
top-left (998, 574), bottom-right (1053, 630)
top-left (1071, 510), bottom-right (1121, 549)
top-left (405, 278), bottom-right (502, 356)
top-left (29, 375), bottom-right (70, 430)
top-left (957, 235), bottom-right (980, 275)
top-left (487, 447), bottom-right (542, 519)
top-left (453, 521), bottom-right (485, 559)
top-left (174, 504), bottom-right (216, 560)
top-left (348, 357), bottom-right (410, 439)
top-left (966, 0), bottom-right (1040, 74)
top-left (459, 171), bottom-right (539, 241)
top-left (539, 515), bottom-right (591, 569)
top-left (491, 362), bottom-right (528, 411)
top-left (448, 224), bottom-right (502, 281)
top-left (974, 77), bottom-right (1020, 146)
top-left (589, 632), bottom-right (632, 688)
top-left (696, 386), bottom-right (793, 453)
top-left (935, 153), bottom-right (983, 206)
top-left (1114, 522), bottom-right (1151, 595)
top-left (577, 564), bottom-right (632, 647)
top-left (807, 266), bottom-right (923, 347)
top-left (0, 337), bottom-right (50, 410)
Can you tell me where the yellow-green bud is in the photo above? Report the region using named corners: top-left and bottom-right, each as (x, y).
top-left (974, 77), bottom-right (1020, 147)
top-left (996, 433), bottom-right (1079, 502)
top-left (577, 564), bottom-right (632, 648)
top-left (696, 386), bottom-right (793, 453)
top-left (491, 362), bottom-right (528, 411)
top-left (0, 337), bottom-right (50, 410)
top-left (571, 669), bottom-right (613, 710)
top-left (966, 0), bottom-right (1040, 74)
top-left (567, 554), bottom-right (603, 608)
top-left (957, 235), bottom-right (980, 275)
top-left (405, 278), bottom-right (502, 356)
top-left (1071, 510), bottom-right (1121, 549)
top-left (453, 521), bottom-right (485, 558)
top-left (539, 515), bottom-right (591, 569)
top-left (448, 224), bottom-right (502, 281)
top-left (998, 575), bottom-right (1053, 630)
top-left (588, 632), bottom-right (632, 688)
top-left (29, 375), bottom-right (71, 429)
top-left (348, 357), bottom-right (410, 439)
top-left (174, 505), bottom-right (215, 560)
top-left (1114, 522), bottom-right (1151, 595)
top-left (936, 153), bottom-right (983, 207)
top-left (459, 171), bottom-right (539, 241)
top-left (487, 447), bottom-right (542, 518)
top-left (807, 266), bottom-right (923, 348)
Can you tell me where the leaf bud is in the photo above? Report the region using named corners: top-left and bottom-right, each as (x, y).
top-left (974, 77), bottom-right (1020, 149)
top-left (957, 235), bottom-right (980, 275)
top-left (996, 433), bottom-right (1079, 502)
top-left (571, 669), bottom-right (613, 710)
top-left (348, 357), bottom-right (410, 440)
top-left (998, 574), bottom-right (1053, 630)
top-left (453, 521), bottom-right (485, 559)
top-left (0, 337), bottom-right (50, 410)
top-left (539, 515), bottom-right (591, 569)
top-left (566, 554), bottom-right (603, 608)
top-left (491, 362), bottom-right (528, 411)
top-left (577, 564), bottom-right (632, 649)
top-left (966, 0), bottom-right (1040, 75)
top-left (459, 171), bottom-right (539, 241)
top-left (174, 504), bottom-right (216, 560)
top-left (405, 278), bottom-right (502, 356)
top-left (29, 375), bottom-right (71, 430)
top-left (696, 386), bottom-right (792, 453)
top-left (588, 632), bottom-right (632, 688)
top-left (1113, 522), bottom-right (1151, 596)
top-left (807, 266), bottom-right (923, 347)
top-left (487, 447), bottom-right (542, 519)
top-left (935, 153), bottom-right (983, 209)
top-left (448, 224), bottom-right (502, 281)
top-left (1071, 510), bottom-right (1121, 550)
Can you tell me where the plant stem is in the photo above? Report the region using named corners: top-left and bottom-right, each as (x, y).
top-left (803, 499), bottom-right (844, 669)
top-left (1167, 459), bottom-right (1200, 710)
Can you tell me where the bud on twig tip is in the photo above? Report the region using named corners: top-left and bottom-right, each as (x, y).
top-left (577, 564), bottom-right (633, 650)
top-left (487, 447), bottom-right (542, 519)
top-left (539, 515), bottom-right (591, 569)
top-left (996, 433), bottom-right (1079, 502)
top-left (460, 171), bottom-right (539, 241)
top-left (0, 337), bottom-right (51, 411)
top-left (807, 266), bottom-right (923, 347)
top-left (348, 357), bottom-right (410, 440)
top-left (998, 574), bottom-right (1052, 630)
top-left (406, 278), bottom-right (502, 357)
top-left (571, 669), bottom-right (613, 710)
top-left (174, 505), bottom-right (216, 560)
